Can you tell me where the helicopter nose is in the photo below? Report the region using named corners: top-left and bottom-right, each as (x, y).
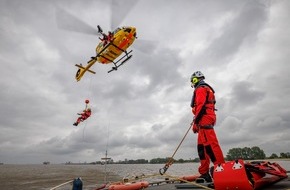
top-left (131, 27), bottom-right (136, 38)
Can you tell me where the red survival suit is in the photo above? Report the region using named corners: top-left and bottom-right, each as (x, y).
top-left (73, 108), bottom-right (91, 126)
top-left (191, 81), bottom-right (225, 175)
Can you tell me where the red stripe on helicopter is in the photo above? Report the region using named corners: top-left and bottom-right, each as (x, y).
top-left (118, 33), bottom-right (133, 51)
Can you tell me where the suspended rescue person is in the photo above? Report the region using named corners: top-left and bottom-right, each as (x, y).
top-left (73, 100), bottom-right (92, 126)
top-left (98, 25), bottom-right (114, 47)
top-left (190, 71), bottom-right (225, 183)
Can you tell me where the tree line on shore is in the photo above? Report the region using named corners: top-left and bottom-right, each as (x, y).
top-left (86, 146), bottom-right (290, 165)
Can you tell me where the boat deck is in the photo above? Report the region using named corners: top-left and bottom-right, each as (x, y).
top-left (50, 171), bottom-right (290, 190)
top-left (145, 176), bottom-right (290, 190)
top-left (54, 175), bottom-right (290, 190)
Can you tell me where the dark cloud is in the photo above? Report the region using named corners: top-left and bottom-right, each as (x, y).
top-left (229, 81), bottom-right (265, 108)
top-left (192, 0), bottom-right (269, 69)
top-left (209, 1), bottom-right (268, 59)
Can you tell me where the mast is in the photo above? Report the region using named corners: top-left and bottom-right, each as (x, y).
top-left (101, 124), bottom-right (111, 183)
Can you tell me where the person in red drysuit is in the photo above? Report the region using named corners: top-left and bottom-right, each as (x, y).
top-left (73, 108), bottom-right (92, 126)
top-left (99, 31), bottom-right (113, 46)
top-left (190, 71), bottom-right (225, 183)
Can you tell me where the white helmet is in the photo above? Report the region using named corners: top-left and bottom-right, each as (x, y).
top-left (191, 71), bottom-right (205, 81)
top-left (191, 71), bottom-right (204, 79)
top-left (190, 71), bottom-right (205, 87)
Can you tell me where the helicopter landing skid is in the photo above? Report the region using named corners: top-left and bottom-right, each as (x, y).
top-left (108, 51), bottom-right (133, 73)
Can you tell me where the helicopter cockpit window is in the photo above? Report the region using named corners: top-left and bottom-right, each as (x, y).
top-left (113, 27), bottom-right (121, 34)
top-left (123, 28), bottom-right (131, 33)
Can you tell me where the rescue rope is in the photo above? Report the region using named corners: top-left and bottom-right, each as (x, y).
top-left (162, 173), bottom-right (214, 190)
top-left (107, 172), bottom-right (213, 190)
top-left (49, 170), bottom-right (213, 190)
top-left (110, 173), bottom-right (161, 184)
top-left (82, 120), bottom-right (88, 142)
top-left (49, 179), bottom-right (73, 190)
top-left (159, 119), bottom-right (194, 175)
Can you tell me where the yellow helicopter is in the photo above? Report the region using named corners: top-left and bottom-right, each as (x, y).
top-left (75, 25), bottom-right (137, 81)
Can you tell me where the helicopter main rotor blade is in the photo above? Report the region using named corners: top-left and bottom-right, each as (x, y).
top-left (134, 39), bottom-right (157, 54)
top-left (110, 0), bottom-right (139, 30)
top-left (55, 7), bottom-right (99, 36)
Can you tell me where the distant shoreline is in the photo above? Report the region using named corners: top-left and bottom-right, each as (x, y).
top-left (1, 158), bottom-right (289, 165)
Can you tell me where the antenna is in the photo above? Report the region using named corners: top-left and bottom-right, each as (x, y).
top-left (101, 124), bottom-right (110, 183)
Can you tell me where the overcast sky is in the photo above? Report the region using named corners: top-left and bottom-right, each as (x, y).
top-left (0, 0), bottom-right (289, 164)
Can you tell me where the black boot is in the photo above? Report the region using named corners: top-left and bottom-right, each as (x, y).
top-left (197, 172), bottom-right (212, 183)
top-left (73, 122), bottom-right (78, 126)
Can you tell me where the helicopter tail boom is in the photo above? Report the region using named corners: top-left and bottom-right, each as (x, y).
top-left (75, 64), bottom-right (96, 74)
top-left (75, 62), bottom-right (96, 82)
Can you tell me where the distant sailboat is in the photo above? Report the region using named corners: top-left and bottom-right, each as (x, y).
top-left (101, 150), bottom-right (111, 165)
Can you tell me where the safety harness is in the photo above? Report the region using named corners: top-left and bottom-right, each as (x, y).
top-left (191, 82), bottom-right (216, 125)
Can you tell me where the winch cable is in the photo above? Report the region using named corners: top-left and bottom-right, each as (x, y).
top-left (82, 120), bottom-right (88, 142)
top-left (82, 101), bottom-right (89, 142)
top-left (159, 119), bottom-right (194, 175)
top-left (82, 75), bottom-right (93, 142)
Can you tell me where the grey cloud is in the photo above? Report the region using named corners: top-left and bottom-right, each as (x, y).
top-left (193, 0), bottom-right (269, 68)
top-left (229, 81), bottom-right (265, 108)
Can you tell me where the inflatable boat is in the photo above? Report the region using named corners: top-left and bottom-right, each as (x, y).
top-left (213, 159), bottom-right (288, 190)
top-left (108, 181), bottom-right (149, 190)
